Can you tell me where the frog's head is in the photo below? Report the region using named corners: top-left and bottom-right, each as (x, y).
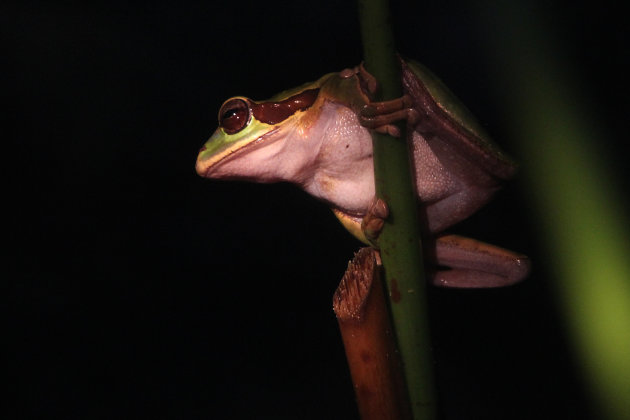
top-left (195, 80), bottom-right (331, 182)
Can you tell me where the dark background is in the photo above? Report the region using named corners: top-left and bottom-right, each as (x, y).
top-left (3, 1), bottom-right (626, 419)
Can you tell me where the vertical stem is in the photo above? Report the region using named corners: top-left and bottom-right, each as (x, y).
top-left (358, 1), bottom-right (436, 419)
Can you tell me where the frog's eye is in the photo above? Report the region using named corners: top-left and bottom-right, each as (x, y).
top-left (219, 98), bottom-right (251, 134)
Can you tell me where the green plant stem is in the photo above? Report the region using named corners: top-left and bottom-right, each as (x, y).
top-left (358, 0), bottom-right (436, 419)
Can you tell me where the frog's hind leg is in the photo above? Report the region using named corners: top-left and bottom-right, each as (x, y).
top-left (427, 234), bottom-right (530, 288)
top-left (422, 183), bottom-right (501, 234)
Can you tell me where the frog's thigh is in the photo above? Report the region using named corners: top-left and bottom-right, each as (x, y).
top-left (430, 234), bottom-right (530, 288)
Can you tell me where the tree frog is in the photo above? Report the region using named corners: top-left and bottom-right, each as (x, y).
top-left (196, 59), bottom-right (530, 288)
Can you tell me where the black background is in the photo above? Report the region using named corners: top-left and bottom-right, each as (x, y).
top-left (3, 1), bottom-right (627, 419)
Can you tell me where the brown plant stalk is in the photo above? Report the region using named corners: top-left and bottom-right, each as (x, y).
top-left (333, 248), bottom-right (412, 420)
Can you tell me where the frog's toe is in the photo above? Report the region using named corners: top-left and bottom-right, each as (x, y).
top-left (358, 95), bottom-right (417, 137)
top-left (361, 197), bottom-right (389, 247)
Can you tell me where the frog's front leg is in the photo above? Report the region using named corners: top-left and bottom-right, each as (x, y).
top-left (356, 63), bottom-right (419, 137)
top-left (359, 95), bottom-right (419, 137)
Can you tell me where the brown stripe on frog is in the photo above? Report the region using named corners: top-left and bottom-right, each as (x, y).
top-left (251, 88), bottom-right (319, 125)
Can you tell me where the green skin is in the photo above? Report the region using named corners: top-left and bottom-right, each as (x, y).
top-left (196, 60), bottom-right (530, 288)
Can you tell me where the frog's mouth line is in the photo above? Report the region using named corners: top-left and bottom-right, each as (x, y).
top-left (203, 127), bottom-right (280, 178)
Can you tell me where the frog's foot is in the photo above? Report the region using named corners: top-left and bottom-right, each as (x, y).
top-left (361, 197), bottom-right (389, 247)
top-left (360, 95), bottom-right (419, 137)
top-left (356, 63), bottom-right (419, 137)
top-left (428, 234), bottom-right (531, 288)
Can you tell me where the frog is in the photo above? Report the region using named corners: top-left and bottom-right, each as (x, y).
top-left (196, 59), bottom-right (530, 288)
